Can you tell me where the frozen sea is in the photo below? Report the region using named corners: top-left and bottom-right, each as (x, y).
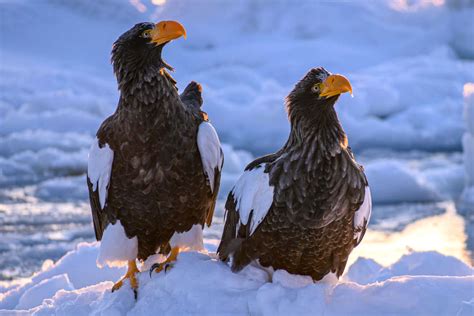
top-left (0, 152), bottom-right (472, 282)
top-left (1, 0), bottom-right (474, 285)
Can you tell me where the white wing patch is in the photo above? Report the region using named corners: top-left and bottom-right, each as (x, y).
top-left (354, 186), bottom-right (372, 244)
top-left (87, 137), bottom-right (114, 209)
top-left (232, 167), bottom-right (274, 236)
top-left (197, 122), bottom-right (223, 193)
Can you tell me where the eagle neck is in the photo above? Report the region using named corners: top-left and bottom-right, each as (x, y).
top-left (117, 68), bottom-right (185, 123)
top-left (284, 99), bottom-right (347, 159)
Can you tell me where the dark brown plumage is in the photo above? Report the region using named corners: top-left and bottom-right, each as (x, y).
top-left (218, 67), bottom-right (370, 280)
top-left (87, 22), bottom-right (222, 271)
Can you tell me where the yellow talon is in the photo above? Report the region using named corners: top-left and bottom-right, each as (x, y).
top-left (151, 247), bottom-right (180, 274)
top-left (112, 260), bottom-right (139, 294)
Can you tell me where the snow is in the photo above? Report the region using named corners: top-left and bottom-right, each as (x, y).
top-left (0, 0), bottom-right (472, 204)
top-left (34, 176), bottom-right (88, 202)
top-left (97, 221), bottom-right (138, 268)
top-left (1, 1), bottom-right (473, 170)
top-left (346, 250), bottom-right (474, 285)
top-left (365, 159), bottom-right (441, 204)
top-left (87, 138), bottom-right (114, 209)
top-left (231, 167), bottom-right (274, 235)
top-left (460, 83), bottom-right (474, 207)
top-left (15, 274), bottom-right (74, 310)
top-left (0, 0), bottom-right (473, 313)
top-left (0, 243), bottom-right (472, 315)
top-left (448, 0), bottom-right (474, 59)
top-left (197, 121), bottom-right (224, 193)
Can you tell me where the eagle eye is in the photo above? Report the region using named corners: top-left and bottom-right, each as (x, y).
top-left (142, 30), bottom-right (152, 38)
top-left (312, 83), bottom-right (322, 94)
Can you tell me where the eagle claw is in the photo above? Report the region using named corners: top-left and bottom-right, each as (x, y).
top-left (149, 263), bottom-right (160, 277)
top-left (149, 262), bottom-right (174, 277)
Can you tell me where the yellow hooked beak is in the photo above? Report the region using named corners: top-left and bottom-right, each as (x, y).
top-left (150, 20), bottom-right (187, 46)
top-left (319, 74), bottom-right (353, 98)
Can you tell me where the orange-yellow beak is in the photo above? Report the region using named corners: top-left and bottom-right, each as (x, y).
top-left (150, 21), bottom-right (187, 46)
top-left (319, 74), bottom-right (353, 98)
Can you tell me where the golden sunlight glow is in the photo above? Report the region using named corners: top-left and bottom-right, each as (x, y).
top-left (151, 0), bottom-right (167, 5)
top-left (349, 202), bottom-right (470, 267)
top-left (464, 83), bottom-right (474, 98)
top-left (390, 0), bottom-right (445, 11)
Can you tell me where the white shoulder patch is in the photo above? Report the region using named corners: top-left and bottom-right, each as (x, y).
top-left (232, 167), bottom-right (274, 236)
top-left (87, 137), bottom-right (114, 209)
top-left (354, 186), bottom-right (372, 243)
top-left (197, 122), bottom-right (223, 193)
top-left (97, 220), bottom-right (138, 268)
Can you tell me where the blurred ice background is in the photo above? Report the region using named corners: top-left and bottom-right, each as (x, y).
top-left (0, 0), bottom-right (473, 282)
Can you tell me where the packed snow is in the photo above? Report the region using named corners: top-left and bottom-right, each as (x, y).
top-left (0, 243), bottom-right (472, 315)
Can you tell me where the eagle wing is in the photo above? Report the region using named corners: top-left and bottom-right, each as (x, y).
top-left (218, 150), bottom-right (371, 260)
top-left (182, 80), bottom-right (223, 226)
top-left (197, 121), bottom-right (223, 226)
top-left (86, 136), bottom-right (114, 240)
top-left (217, 160), bottom-right (275, 259)
top-left (313, 149), bottom-right (371, 245)
top-left (353, 186), bottom-right (372, 245)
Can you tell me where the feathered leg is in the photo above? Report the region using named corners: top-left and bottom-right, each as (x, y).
top-left (111, 260), bottom-right (139, 298)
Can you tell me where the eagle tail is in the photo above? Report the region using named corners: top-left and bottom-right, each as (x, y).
top-left (218, 237), bottom-right (242, 261)
top-left (180, 81), bottom-right (203, 110)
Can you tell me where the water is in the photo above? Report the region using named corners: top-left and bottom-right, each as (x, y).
top-left (0, 184), bottom-right (472, 282)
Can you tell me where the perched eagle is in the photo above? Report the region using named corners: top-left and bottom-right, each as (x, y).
top-left (87, 21), bottom-right (223, 294)
top-left (218, 68), bottom-right (371, 280)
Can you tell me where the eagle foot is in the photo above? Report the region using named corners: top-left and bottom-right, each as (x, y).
top-left (149, 247), bottom-right (179, 277)
top-left (111, 260), bottom-right (139, 299)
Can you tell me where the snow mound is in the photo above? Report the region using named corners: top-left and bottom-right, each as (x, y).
top-left (1, 243), bottom-right (472, 315)
top-left (365, 159), bottom-right (441, 204)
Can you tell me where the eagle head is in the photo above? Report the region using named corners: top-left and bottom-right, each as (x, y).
top-left (288, 67), bottom-right (353, 105)
top-left (286, 67), bottom-right (353, 122)
top-left (111, 21), bottom-right (186, 86)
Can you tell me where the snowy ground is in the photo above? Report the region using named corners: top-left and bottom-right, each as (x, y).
top-left (0, 243), bottom-right (472, 315)
top-left (1, 0), bottom-right (473, 314)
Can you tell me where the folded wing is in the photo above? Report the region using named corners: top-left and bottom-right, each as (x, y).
top-left (86, 138), bottom-right (114, 240)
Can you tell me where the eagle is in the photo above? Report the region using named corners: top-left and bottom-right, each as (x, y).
top-left (86, 21), bottom-right (223, 295)
top-left (218, 68), bottom-right (371, 281)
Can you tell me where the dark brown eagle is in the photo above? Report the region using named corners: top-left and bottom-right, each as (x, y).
top-left (218, 68), bottom-right (371, 281)
top-left (86, 21), bottom-right (223, 295)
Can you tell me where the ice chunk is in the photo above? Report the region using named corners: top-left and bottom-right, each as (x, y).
top-left (16, 274), bottom-right (74, 310)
